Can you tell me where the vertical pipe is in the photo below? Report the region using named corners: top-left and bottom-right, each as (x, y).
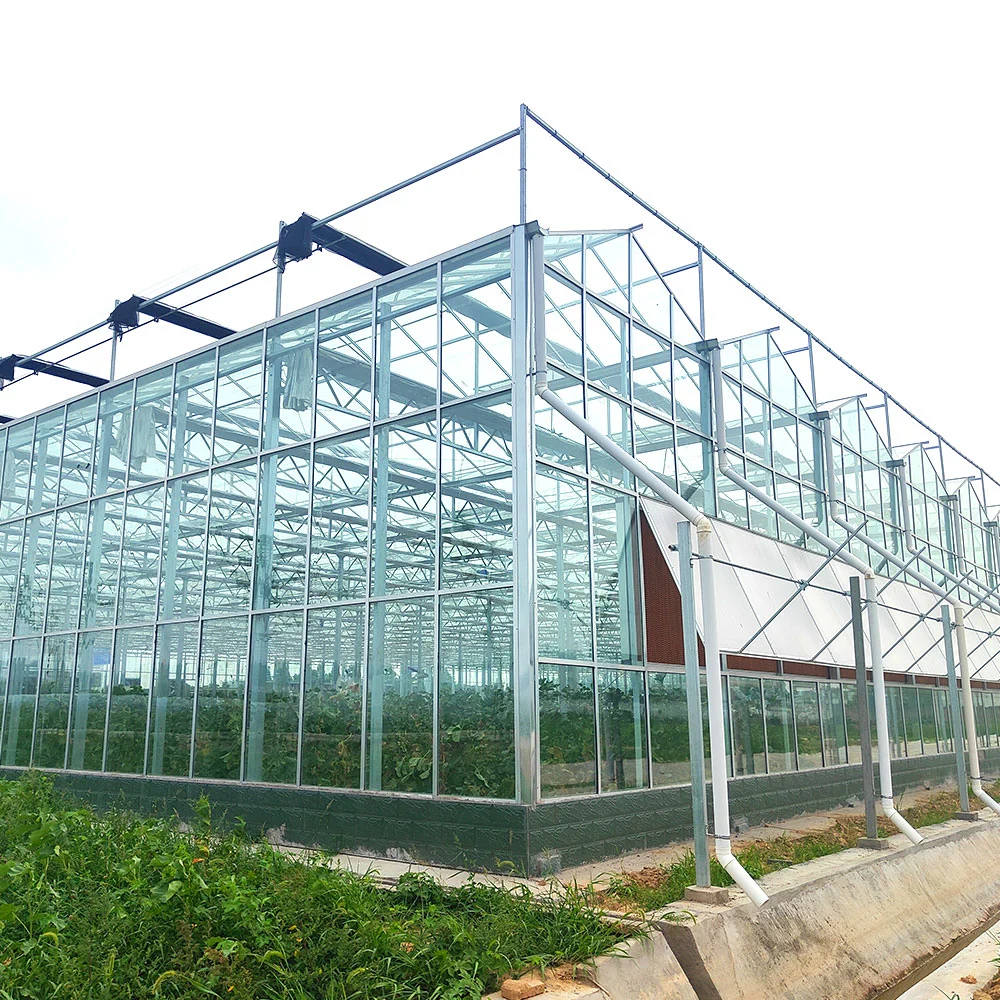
top-left (941, 605), bottom-right (972, 814)
top-left (864, 575), bottom-right (923, 843)
top-left (851, 577), bottom-right (879, 842)
top-left (677, 521), bottom-right (710, 888)
top-left (518, 105), bottom-right (527, 226)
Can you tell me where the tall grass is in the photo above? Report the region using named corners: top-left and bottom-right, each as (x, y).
top-left (0, 774), bottom-right (626, 999)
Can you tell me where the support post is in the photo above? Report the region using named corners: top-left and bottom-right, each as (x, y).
top-left (851, 576), bottom-right (884, 849)
top-left (942, 605), bottom-right (976, 819)
top-left (677, 521), bottom-right (711, 891)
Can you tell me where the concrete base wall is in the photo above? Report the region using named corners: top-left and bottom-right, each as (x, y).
top-left (659, 818), bottom-right (1000, 1000)
top-left (4, 747), bottom-right (999, 873)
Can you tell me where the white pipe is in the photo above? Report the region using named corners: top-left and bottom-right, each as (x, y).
top-left (710, 350), bottom-right (923, 842)
top-left (532, 270), bottom-right (767, 904)
top-left (699, 528), bottom-right (769, 906)
top-left (864, 575), bottom-right (923, 842)
top-left (956, 606), bottom-right (1000, 816)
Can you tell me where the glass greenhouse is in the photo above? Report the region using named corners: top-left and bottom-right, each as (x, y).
top-left (2, 109), bottom-right (999, 869)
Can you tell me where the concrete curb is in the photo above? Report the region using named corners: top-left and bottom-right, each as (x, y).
top-left (656, 818), bottom-right (1000, 1000)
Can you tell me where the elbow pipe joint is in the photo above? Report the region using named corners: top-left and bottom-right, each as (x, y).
top-left (971, 778), bottom-right (1000, 817)
top-left (880, 797), bottom-right (923, 844)
top-left (715, 835), bottom-right (769, 907)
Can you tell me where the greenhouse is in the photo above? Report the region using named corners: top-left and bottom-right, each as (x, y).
top-left (3, 107), bottom-right (1000, 874)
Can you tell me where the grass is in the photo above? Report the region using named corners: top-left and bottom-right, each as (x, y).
top-left (602, 781), bottom-right (1000, 913)
top-left (0, 774), bottom-right (629, 1000)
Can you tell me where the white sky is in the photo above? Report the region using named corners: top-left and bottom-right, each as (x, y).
top-left (1, 2), bottom-right (997, 489)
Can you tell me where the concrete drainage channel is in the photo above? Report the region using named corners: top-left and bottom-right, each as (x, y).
top-left (482, 811), bottom-right (1000, 1000)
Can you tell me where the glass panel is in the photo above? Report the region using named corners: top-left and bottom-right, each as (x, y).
top-left (203, 462), bottom-right (256, 615)
top-left (118, 486), bottom-right (164, 625)
top-left (539, 663), bottom-right (596, 798)
top-left (93, 382), bottom-right (134, 495)
top-left (441, 238), bottom-right (512, 402)
top-left (33, 634), bottom-right (74, 767)
top-left (245, 610), bottom-right (302, 784)
top-left (648, 672), bottom-right (690, 786)
top-left (81, 495), bottom-right (124, 629)
top-left (440, 396), bottom-right (513, 588)
top-left (584, 295), bottom-right (628, 397)
top-left (1, 637), bottom-right (40, 766)
top-left (0, 420), bottom-right (33, 520)
top-left (147, 620), bottom-right (199, 777)
top-left (317, 292), bottom-right (373, 439)
top-left (819, 682), bottom-right (848, 766)
top-left (193, 616), bottom-right (249, 780)
top-left (14, 513), bottom-right (54, 635)
top-left (917, 686), bottom-right (938, 753)
top-left (901, 685), bottom-right (922, 757)
top-left (543, 269), bottom-right (583, 375)
top-left (264, 313), bottom-right (316, 449)
top-left (158, 474), bottom-right (208, 621)
top-left (676, 427), bottom-right (714, 516)
top-left (632, 409), bottom-right (676, 491)
top-left (936, 686), bottom-right (953, 751)
top-left (438, 590), bottom-right (514, 798)
top-left (534, 372), bottom-right (586, 471)
top-left (889, 686), bottom-right (906, 758)
top-left (302, 604), bottom-right (364, 789)
top-left (0, 520), bottom-right (24, 637)
top-left (105, 626), bottom-right (154, 774)
top-left (630, 324), bottom-right (671, 417)
top-left (587, 389), bottom-right (632, 488)
top-left (29, 409), bottom-right (64, 514)
top-left (366, 597), bottom-right (434, 793)
top-left (254, 447), bottom-right (309, 610)
top-left (598, 667), bottom-right (648, 791)
top-left (46, 503), bottom-right (87, 632)
top-left (58, 397), bottom-right (97, 506)
top-left (310, 431), bottom-right (370, 604)
top-left (214, 334), bottom-right (263, 466)
top-left (630, 238), bottom-right (671, 336)
top-left (585, 233), bottom-right (628, 312)
top-left (169, 350), bottom-right (217, 477)
top-left (544, 234), bottom-right (583, 283)
top-left (672, 351), bottom-right (706, 434)
top-left (375, 267), bottom-right (438, 420)
top-left (591, 486), bottom-right (640, 665)
top-left (371, 417), bottom-right (437, 597)
top-left (793, 680), bottom-right (823, 768)
top-left (66, 630), bottom-right (112, 771)
top-left (763, 677), bottom-right (795, 772)
top-left (536, 468), bottom-right (592, 661)
top-left (128, 368), bottom-right (173, 487)
top-left (729, 676), bottom-right (765, 775)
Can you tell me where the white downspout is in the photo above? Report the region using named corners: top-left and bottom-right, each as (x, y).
top-left (823, 420), bottom-right (1000, 817)
top-left (530, 233), bottom-right (768, 906)
top-left (711, 349), bottom-right (923, 844)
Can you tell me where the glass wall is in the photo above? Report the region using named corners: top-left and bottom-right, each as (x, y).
top-left (0, 232), bottom-right (518, 800)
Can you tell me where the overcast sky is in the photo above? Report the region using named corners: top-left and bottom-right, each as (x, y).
top-left (2, 2), bottom-right (997, 487)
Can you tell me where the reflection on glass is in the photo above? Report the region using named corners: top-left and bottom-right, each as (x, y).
top-left (14, 513), bottom-right (54, 636)
top-left (0, 420), bottom-right (35, 521)
top-left (317, 292), bottom-right (373, 438)
top-left (93, 382), bottom-right (134, 495)
top-left (793, 681), bottom-right (823, 769)
top-left (648, 672), bottom-right (690, 786)
top-left (129, 368), bottom-right (173, 487)
top-left (34, 635), bottom-right (74, 767)
top-left (193, 616), bottom-right (249, 780)
top-left (0, 520), bottom-right (24, 637)
top-left (302, 605), bottom-right (363, 789)
top-left (763, 678), bottom-right (795, 772)
top-left (587, 389), bottom-right (632, 488)
top-left (540, 663), bottom-right (595, 798)
top-left (730, 675), bottom-right (765, 775)
top-left (254, 447), bottom-right (310, 610)
top-left (543, 270), bottom-right (583, 374)
top-left (536, 468), bottom-right (591, 661)
top-left (47, 503), bottom-right (87, 632)
top-left (901, 686), bottom-right (922, 757)
top-left (204, 462), bottom-right (256, 615)
top-left (67, 630), bottom-right (112, 771)
top-left (30, 409), bottom-right (64, 514)
top-left (918, 685), bottom-right (938, 754)
top-left (169, 351), bottom-right (217, 477)
top-left (585, 295), bottom-right (628, 397)
top-left (534, 373), bottom-right (586, 471)
top-left (818, 682), bottom-right (848, 766)
top-left (591, 486), bottom-right (640, 665)
top-left (118, 487), bottom-right (164, 625)
top-left (148, 621), bottom-right (198, 777)
top-left (58, 398), bottom-right (97, 506)
top-left (214, 334), bottom-right (263, 466)
top-left (367, 598), bottom-right (434, 793)
top-left (1, 637), bottom-right (40, 766)
top-left (158, 474), bottom-right (208, 621)
top-left (438, 591), bottom-right (514, 798)
top-left (598, 668), bottom-right (647, 791)
top-left (264, 313), bottom-right (316, 449)
top-left (246, 611), bottom-right (302, 784)
top-left (105, 627), bottom-right (154, 774)
top-left (82, 495), bottom-right (123, 629)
